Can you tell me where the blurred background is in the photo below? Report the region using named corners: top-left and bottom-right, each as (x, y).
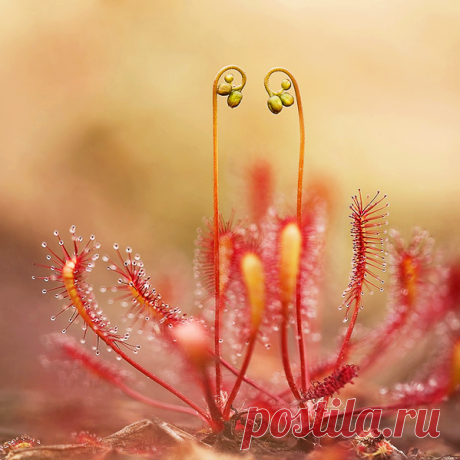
top-left (0, 0), bottom-right (459, 449)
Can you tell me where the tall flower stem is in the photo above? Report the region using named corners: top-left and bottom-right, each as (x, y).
top-left (263, 68), bottom-right (306, 223)
top-left (212, 65), bottom-right (247, 400)
top-left (264, 68), bottom-right (309, 392)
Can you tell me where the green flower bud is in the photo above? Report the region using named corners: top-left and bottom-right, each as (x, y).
top-left (280, 92), bottom-right (294, 107)
top-left (267, 95), bottom-right (283, 114)
top-left (281, 79), bottom-right (291, 90)
top-left (217, 82), bottom-right (232, 96)
top-left (224, 73), bottom-right (234, 84)
top-left (227, 90), bottom-right (243, 108)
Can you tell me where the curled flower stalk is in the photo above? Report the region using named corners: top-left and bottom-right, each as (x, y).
top-left (212, 65), bottom-right (247, 401)
top-left (264, 68), bottom-right (310, 395)
top-left (264, 68), bottom-right (305, 223)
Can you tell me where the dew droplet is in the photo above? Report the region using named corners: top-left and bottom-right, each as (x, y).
top-left (42, 242), bottom-right (47, 248)
top-left (51, 316), bottom-right (56, 321)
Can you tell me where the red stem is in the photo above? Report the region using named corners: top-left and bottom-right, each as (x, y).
top-left (211, 65), bottom-right (247, 402)
top-left (280, 309), bottom-right (303, 402)
top-left (295, 277), bottom-right (309, 392)
top-left (212, 73), bottom-right (222, 400)
top-left (115, 378), bottom-right (208, 423)
top-left (199, 367), bottom-right (224, 430)
top-left (223, 333), bottom-right (257, 420)
top-left (113, 346), bottom-right (212, 425)
top-left (220, 355), bottom-right (287, 404)
top-left (294, 70), bottom-right (308, 392)
top-left (266, 68), bottom-right (308, 395)
top-left (335, 295), bottom-right (361, 369)
top-left (355, 299), bottom-right (411, 372)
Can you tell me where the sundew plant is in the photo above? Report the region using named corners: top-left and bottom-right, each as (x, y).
top-left (29, 66), bottom-right (460, 458)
